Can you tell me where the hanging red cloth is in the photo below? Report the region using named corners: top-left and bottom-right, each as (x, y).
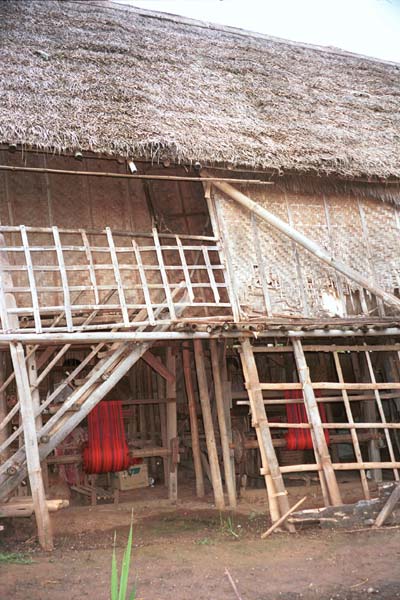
top-left (284, 390), bottom-right (330, 450)
top-left (83, 400), bottom-right (131, 474)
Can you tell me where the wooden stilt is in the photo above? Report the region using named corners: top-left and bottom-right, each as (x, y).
top-left (27, 347), bottom-right (48, 492)
top-left (239, 339), bottom-right (293, 529)
top-left (292, 339), bottom-right (342, 506)
top-left (0, 351), bottom-right (8, 463)
top-left (375, 484), bottom-right (400, 527)
top-left (166, 348), bottom-right (178, 503)
top-left (193, 339), bottom-right (225, 509)
top-left (10, 342), bottom-right (53, 550)
top-left (219, 341), bottom-right (236, 499)
top-left (210, 339), bottom-right (236, 508)
top-left (182, 344), bottom-right (205, 498)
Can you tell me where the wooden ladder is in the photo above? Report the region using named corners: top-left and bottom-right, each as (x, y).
top-left (239, 339), bottom-right (295, 531)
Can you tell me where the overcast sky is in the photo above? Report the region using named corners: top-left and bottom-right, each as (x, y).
top-left (115, 0), bottom-right (400, 63)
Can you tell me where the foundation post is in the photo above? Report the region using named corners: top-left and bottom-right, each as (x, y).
top-left (182, 344), bottom-right (205, 498)
top-left (193, 339), bottom-right (225, 509)
top-left (10, 342), bottom-right (53, 550)
top-left (166, 347), bottom-right (178, 502)
top-left (210, 339), bottom-right (236, 508)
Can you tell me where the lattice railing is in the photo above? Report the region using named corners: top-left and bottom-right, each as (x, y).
top-left (0, 226), bottom-right (235, 333)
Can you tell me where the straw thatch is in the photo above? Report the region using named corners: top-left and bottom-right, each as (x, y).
top-left (1, 0), bottom-right (400, 179)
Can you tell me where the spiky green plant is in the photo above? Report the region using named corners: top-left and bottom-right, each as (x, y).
top-left (111, 516), bottom-right (136, 600)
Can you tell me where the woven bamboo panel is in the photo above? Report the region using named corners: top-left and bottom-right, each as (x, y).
top-left (215, 185), bottom-right (400, 319)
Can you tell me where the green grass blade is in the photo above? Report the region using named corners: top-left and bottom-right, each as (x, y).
top-left (111, 532), bottom-right (119, 600)
top-left (118, 520), bottom-right (133, 600)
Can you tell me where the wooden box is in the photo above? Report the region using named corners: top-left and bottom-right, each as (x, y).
top-left (113, 463), bottom-right (149, 491)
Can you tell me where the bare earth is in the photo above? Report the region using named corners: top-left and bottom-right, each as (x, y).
top-left (2, 491), bottom-right (400, 600)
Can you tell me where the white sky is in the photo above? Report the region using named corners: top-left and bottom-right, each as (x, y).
top-left (115, 0), bottom-right (400, 62)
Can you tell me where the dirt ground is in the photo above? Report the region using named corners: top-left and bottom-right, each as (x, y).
top-left (2, 483), bottom-right (400, 600)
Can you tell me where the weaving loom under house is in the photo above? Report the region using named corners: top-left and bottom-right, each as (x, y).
top-left (1, 0), bottom-right (400, 550)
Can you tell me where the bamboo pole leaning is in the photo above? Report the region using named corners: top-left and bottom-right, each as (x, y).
top-left (210, 339), bottom-right (237, 508)
top-left (193, 339), bottom-right (225, 509)
top-left (182, 344), bottom-right (205, 498)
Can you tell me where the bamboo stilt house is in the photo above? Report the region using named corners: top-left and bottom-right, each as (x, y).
top-left (1, 0), bottom-right (400, 549)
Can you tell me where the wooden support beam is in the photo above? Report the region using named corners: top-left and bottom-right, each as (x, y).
top-left (239, 339), bottom-right (294, 529)
top-left (194, 339), bottom-right (225, 509)
top-left (210, 339), bottom-right (236, 508)
top-left (182, 344), bottom-right (205, 498)
top-left (10, 342), bottom-right (53, 550)
top-left (292, 339), bottom-right (342, 506)
top-left (375, 484), bottom-right (400, 527)
top-left (166, 348), bottom-right (178, 503)
top-left (142, 350), bottom-right (175, 384)
top-left (210, 179), bottom-right (400, 313)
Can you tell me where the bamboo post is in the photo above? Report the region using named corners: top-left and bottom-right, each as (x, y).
top-left (219, 341), bottom-right (236, 499)
top-left (333, 352), bottom-right (370, 500)
top-left (27, 347), bottom-right (48, 492)
top-left (182, 343), bottom-right (205, 498)
top-left (210, 179), bottom-right (400, 312)
top-left (239, 339), bottom-right (294, 529)
top-left (166, 347), bottom-right (178, 502)
top-left (157, 374), bottom-right (169, 487)
top-left (10, 342), bottom-right (53, 550)
top-left (292, 339), bottom-right (342, 506)
top-left (193, 339), bottom-right (225, 509)
top-left (375, 484), bottom-right (400, 527)
top-left (210, 339), bottom-right (236, 508)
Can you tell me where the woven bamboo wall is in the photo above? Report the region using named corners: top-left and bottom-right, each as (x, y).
top-left (213, 180), bottom-right (400, 319)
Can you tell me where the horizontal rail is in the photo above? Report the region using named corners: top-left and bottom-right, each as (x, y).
top-left (0, 164), bottom-right (274, 185)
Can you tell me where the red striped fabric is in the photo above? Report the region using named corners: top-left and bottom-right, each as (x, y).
top-left (83, 400), bottom-right (131, 474)
top-left (284, 390), bottom-right (330, 450)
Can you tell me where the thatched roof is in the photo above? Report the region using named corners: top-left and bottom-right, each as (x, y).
top-left (1, 0), bottom-right (400, 179)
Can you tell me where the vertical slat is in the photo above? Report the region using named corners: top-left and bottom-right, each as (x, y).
top-left (175, 235), bottom-right (194, 302)
top-left (80, 229), bottom-right (99, 305)
top-left (251, 213), bottom-right (273, 316)
top-left (152, 228), bottom-right (176, 320)
top-left (132, 240), bottom-right (155, 325)
top-left (20, 226), bottom-right (42, 333)
top-left (52, 226), bottom-right (73, 332)
top-left (203, 185), bottom-right (241, 321)
top-left (292, 338), bottom-right (342, 506)
top-left (364, 349), bottom-right (399, 481)
top-left (202, 246), bottom-right (220, 303)
top-left (106, 227), bottom-right (130, 326)
top-left (333, 351), bottom-right (370, 499)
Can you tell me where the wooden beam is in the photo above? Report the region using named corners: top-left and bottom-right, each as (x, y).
top-left (210, 339), bottom-right (236, 508)
top-left (210, 179), bottom-right (400, 313)
top-left (194, 339), bottom-right (225, 509)
top-left (182, 344), bottom-right (205, 498)
top-left (166, 348), bottom-right (178, 503)
top-left (142, 351), bottom-right (175, 384)
top-left (10, 342), bottom-right (53, 550)
top-left (375, 484), bottom-right (400, 527)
